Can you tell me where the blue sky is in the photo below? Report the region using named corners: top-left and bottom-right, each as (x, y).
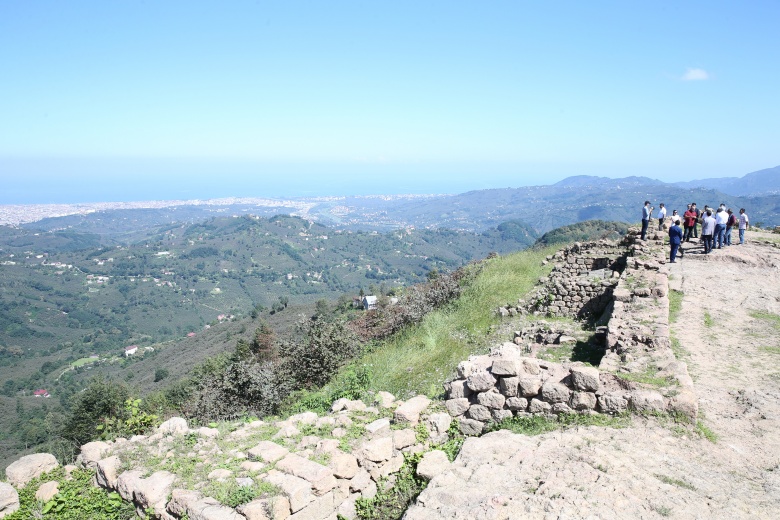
top-left (1, 1), bottom-right (778, 203)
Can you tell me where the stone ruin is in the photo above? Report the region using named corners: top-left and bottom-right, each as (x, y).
top-left (449, 228), bottom-right (697, 432)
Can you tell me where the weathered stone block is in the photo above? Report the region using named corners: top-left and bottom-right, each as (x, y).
top-left (416, 451), bottom-right (452, 480)
top-left (466, 371), bottom-right (497, 392)
top-left (0, 482), bottom-right (19, 518)
top-left (528, 399), bottom-right (552, 414)
top-left (505, 397), bottom-right (528, 411)
top-left (491, 359), bottom-right (518, 376)
top-left (248, 441), bottom-right (290, 463)
top-left (518, 376), bottom-right (542, 397)
top-left (394, 395), bottom-right (431, 425)
top-left (360, 438), bottom-right (393, 463)
top-left (6, 453), bottom-right (59, 489)
top-left (491, 409), bottom-right (513, 422)
top-left (458, 418), bottom-right (484, 436)
top-left (540, 381), bottom-right (571, 404)
top-left (499, 377), bottom-right (519, 397)
top-left (629, 390), bottom-right (666, 413)
top-left (392, 429), bottom-right (417, 450)
top-left (569, 391), bottom-right (597, 411)
top-left (477, 391), bottom-right (506, 410)
top-left (570, 366), bottom-right (600, 392)
top-left (466, 404), bottom-right (492, 422)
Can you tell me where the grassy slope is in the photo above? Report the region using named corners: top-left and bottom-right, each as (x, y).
top-left (304, 245), bottom-right (558, 405)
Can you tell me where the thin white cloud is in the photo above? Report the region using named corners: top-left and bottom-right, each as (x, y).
top-left (682, 68), bottom-right (710, 81)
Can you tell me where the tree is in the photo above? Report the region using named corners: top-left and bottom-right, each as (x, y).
top-left (154, 368), bottom-right (169, 382)
top-left (62, 377), bottom-right (129, 446)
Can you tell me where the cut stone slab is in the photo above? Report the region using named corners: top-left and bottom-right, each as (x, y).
top-left (518, 376), bottom-right (543, 397)
top-left (248, 441), bottom-right (290, 463)
top-left (328, 451), bottom-right (359, 479)
top-left (365, 418), bottom-right (391, 436)
top-left (499, 376), bottom-right (519, 397)
top-left (6, 453), bottom-right (59, 488)
top-left (237, 496), bottom-right (291, 520)
top-left (96, 456), bottom-right (121, 490)
top-left (35, 481), bottom-right (59, 502)
top-left (540, 381), bottom-right (571, 404)
top-left (491, 359), bottom-right (518, 376)
top-left (275, 454), bottom-right (336, 496)
top-left (263, 470), bottom-right (315, 513)
top-left (598, 393), bottom-right (629, 414)
top-left (289, 491), bottom-right (334, 520)
top-left (477, 391), bottom-right (506, 410)
top-left (444, 380), bottom-right (472, 399)
top-left (570, 366), bottom-right (601, 392)
top-left (466, 371), bottom-right (497, 392)
top-left (416, 450), bottom-right (452, 480)
top-left (394, 395), bottom-right (431, 425)
top-left (78, 441), bottom-right (111, 469)
top-left (0, 482), bottom-right (19, 518)
top-left (629, 390), bottom-right (666, 412)
top-left (360, 437), bottom-right (393, 463)
top-left (158, 417), bottom-right (189, 436)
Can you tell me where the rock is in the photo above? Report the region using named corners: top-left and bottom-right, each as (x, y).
top-left (197, 427), bottom-right (220, 438)
top-left (315, 416), bottom-right (336, 429)
top-left (361, 481), bottom-right (378, 499)
top-left (444, 380), bottom-right (472, 399)
top-left (551, 402), bottom-right (572, 414)
top-left (134, 471), bottom-right (177, 517)
top-left (236, 477), bottom-right (254, 487)
top-left (629, 390), bottom-right (666, 412)
top-left (499, 376), bottom-right (519, 397)
top-left (477, 391), bottom-right (506, 410)
top-left (505, 397), bottom-right (528, 411)
top-left (335, 414), bottom-right (353, 427)
top-left (248, 441), bottom-right (290, 463)
top-left (158, 417), bottom-right (189, 436)
top-left (393, 429), bottom-right (417, 450)
top-left (466, 404), bottom-right (492, 422)
top-left (35, 480), bottom-right (59, 502)
top-left (613, 288), bottom-right (632, 302)
top-left (528, 398), bottom-right (552, 414)
top-left (287, 412), bottom-right (318, 426)
top-left (275, 454), bottom-right (336, 496)
top-left (491, 409), bottom-right (513, 422)
top-left (360, 437), bottom-right (393, 463)
top-left (365, 418), bottom-right (391, 436)
top-left (237, 496), bottom-right (291, 520)
top-left (6, 453), bottom-right (59, 488)
top-left (458, 418), bottom-right (484, 436)
top-left (328, 451), bottom-right (359, 479)
top-left (241, 461), bottom-right (266, 473)
top-left (394, 395), bottom-right (431, 425)
top-left (518, 376), bottom-right (543, 397)
top-left (444, 398), bottom-right (470, 417)
top-left (167, 488), bottom-right (245, 520)
top-left (633, 287), bottom-right (652, 297)
top-left (78, 441), bottom-right (111, 469)
top-left (96, 456), bottom-right (121, 489)
top-left (570, 366), bottom-right (601, 392)
top-left (466, 371), bottom-right (497, 392)
top-left (263, 471), bottom-right (315, 513)
top-left (416, 450), bottom-right (451, 480)
top-left (0, 482), bottom-right (19, 518)
top-left (522, 359), bottom-right (541, 375)
top-left (287, 490), bottom-right (334, 520)
top-left (115, 470), bottom-right (143, 501)
top-left (540, 381), bottom-right (571, 404)
top-left (337, 495), bottom-right (358, 520)
top-left (349, 468), bottom-right (372, 492)
top-left (273, 424), bottom-right (301, 439)
top-left (427, 413), bottom-right (452, 437)
top-left (374, 391), bottom-right (396, 408)
top-left (491, 359), bottom-right (518, 376)
top-left (570, 391), bottom-right (597, 411)
top-left (331, 398), bottom-right (350, 413)
top-left (208, 468), bottom-right (233, 480)
top-left (667, 390), bottom-right (699, 421)
top-left (598, 393), bottom-right (629, 414)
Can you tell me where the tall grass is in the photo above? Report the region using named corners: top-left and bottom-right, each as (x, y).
top-left (302, 246), bottom-right (558, 404)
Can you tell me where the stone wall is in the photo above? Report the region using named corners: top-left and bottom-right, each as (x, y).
top-left (520, 240), bottom-right (628, 320)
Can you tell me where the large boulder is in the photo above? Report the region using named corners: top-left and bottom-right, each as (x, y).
top-left (569, 366), bottom-right (600, 392)
top-left (0, 482), bottom-right (20, 518)
top-left (78, 441), bottom-right (111, 469)
top-left (6, 453), bottom-right (59, 488)
top-left (158, 417), bottom-right (189, 436)
top-left (96, 456), bottom-right (122, 490)
top-left (274, 454), bottom-right (336, 496)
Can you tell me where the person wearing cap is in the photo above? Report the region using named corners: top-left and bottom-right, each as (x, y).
top-left (641, 201), bottom-right (652, 241)
top-left (668, 216), bottom-right (683, 263)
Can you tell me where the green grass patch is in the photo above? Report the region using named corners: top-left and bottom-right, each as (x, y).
top-left (750, 310), bottom-right (780, 330)
top-left (668, 289), bottom-right (683, 324)
top-left (654, 473), bottom-right (696, 491)
top-left (703, 311), bottom-right (714, 328)
top-left (201, 479), bottom-right (277, 508)
top-left (355, 452), bottom-right (427, 520)
top-left (295, 246), bottom-right (558, 404)
top-left (486, 412), bottom-right (630, 436)
top-left (759, 346), bottom-right (780, 355)
top-left (71, 357), bottom-right (99, 368)
top-left (617, 368), bottom-right (676, 388)
top-left (695, 420), bottom-right (718, 443)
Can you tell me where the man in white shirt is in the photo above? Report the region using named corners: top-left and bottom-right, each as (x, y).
top-left (738, 208), bottom-right (750, 244)
top-left (714, 206), bottom-right (729, 249)
top-left (657, 203), bottom-right (667, 231)
top-left (702, 209), bottom-right (716, 254)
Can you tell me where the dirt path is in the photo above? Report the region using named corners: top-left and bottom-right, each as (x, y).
top-left (406, 233), bottom-right (780, 520)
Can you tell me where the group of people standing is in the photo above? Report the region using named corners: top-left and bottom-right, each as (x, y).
top-left (640, 200), bottom-right (751, 263)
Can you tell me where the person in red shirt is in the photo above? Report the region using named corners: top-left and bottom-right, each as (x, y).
top-left (683, 204), bottom-right (698, 243)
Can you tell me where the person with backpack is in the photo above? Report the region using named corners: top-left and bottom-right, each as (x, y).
top-left (725, 209), bottom-right (737, 246)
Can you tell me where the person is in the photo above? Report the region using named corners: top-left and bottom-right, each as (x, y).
top-left (725, 209), bottom-right (737, 246)
top-left (668, 217), bottom-right (683, 263)
top-left (691, 203), bottom-right (700, 239)
top-left (658, 203), bottom-right (667, 231)
top-left (641, 201), bottom-right (652, 241)
top-left (683, 204), bottom-right (696, 242)
top-left (714, 205), bottom-right (728, 249)
top-left (738, 208), bottom-right (750, 244)
top-left (702, 209), bottom-right (716, 254)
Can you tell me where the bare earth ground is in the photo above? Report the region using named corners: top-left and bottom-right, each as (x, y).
top-left (405, 231), bottom-right (780, 520)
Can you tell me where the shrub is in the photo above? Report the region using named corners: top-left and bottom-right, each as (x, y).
top-left (62, 377), bottom-right (129, 446)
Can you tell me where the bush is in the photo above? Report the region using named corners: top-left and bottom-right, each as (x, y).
top-left (62, 377), bottom-right (129, 446)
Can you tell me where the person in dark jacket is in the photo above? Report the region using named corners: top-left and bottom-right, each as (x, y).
top-left (669, 218), bottom-right (683, 263)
